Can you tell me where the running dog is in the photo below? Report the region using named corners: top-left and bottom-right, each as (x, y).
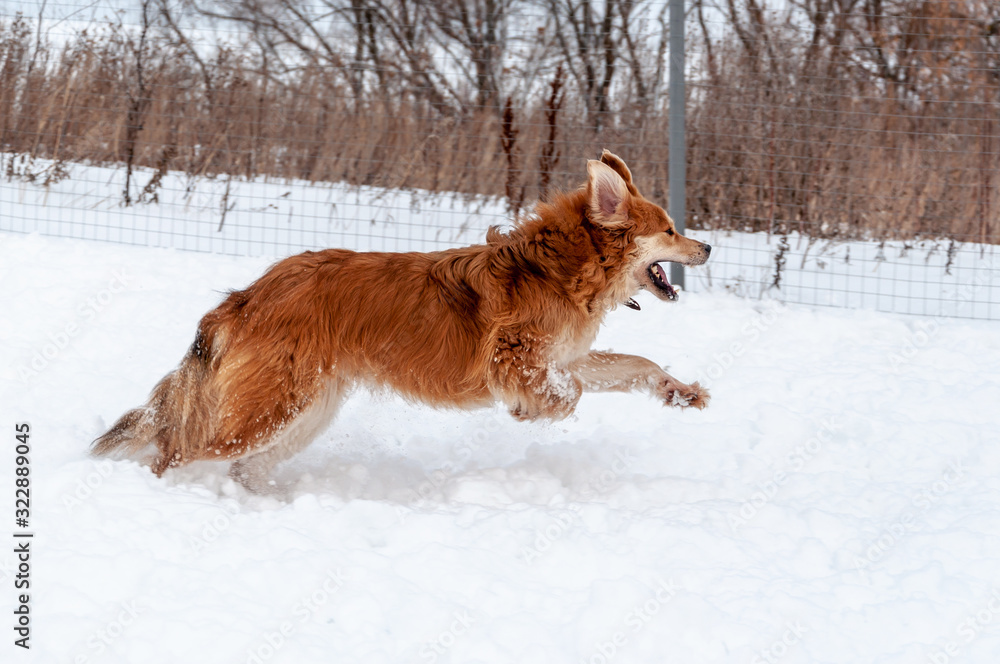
top-left (92, 151), bottom-right (711, 491)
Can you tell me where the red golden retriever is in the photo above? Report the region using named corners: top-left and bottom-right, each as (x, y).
top-left (93, 151), bottom-right (711, 492)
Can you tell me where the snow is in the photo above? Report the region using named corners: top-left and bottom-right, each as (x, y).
top-left (3, 228), bottom-right (1000, 664)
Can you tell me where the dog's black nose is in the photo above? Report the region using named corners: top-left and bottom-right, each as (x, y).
top-left (704, 243), bottom-right (712, 255)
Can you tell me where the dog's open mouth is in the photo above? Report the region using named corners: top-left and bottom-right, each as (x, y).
top-left (625, 262), bottom-right (678, 310)
top-left (648, 263), bottom-right (678, 300)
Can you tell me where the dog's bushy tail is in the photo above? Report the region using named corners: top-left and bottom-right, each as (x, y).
top-left (91, 404), bottom-right (157, 459)
top-left (91, 333), bottom-right (219, 473)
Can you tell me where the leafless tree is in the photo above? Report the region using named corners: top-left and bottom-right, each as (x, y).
top-left (426, 0), bottom-right (511, 115)
top-left (615, 0), bottom-right (668, 124)
top-left (123, 0), bottom-right (164, 205)
top-left (544, 0), bottom-right (619, 131)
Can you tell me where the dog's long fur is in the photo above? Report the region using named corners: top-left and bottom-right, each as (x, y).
top-left (93, 151), bottom-right (711, 491)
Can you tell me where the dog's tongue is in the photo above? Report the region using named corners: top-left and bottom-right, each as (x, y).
top-left (652, 263), bottom-right (678, 299)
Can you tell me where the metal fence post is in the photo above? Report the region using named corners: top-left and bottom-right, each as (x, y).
top-left (668, 0), bottom-right (686, 291)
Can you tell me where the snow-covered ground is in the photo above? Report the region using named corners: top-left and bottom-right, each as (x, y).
top-left (3, 230), bottom-right (1000, 664)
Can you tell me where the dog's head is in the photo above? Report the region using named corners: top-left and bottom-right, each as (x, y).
top-left (588, 150), bottom-right (711, 305)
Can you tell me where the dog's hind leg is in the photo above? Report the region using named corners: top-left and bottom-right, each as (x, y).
top-left (228, 379), bottom-right (350, 493)
top-left (569, 351), bottom-right (710, 410)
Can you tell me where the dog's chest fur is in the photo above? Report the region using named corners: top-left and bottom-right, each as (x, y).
top-left (545, 313), bottom-right (606, 367)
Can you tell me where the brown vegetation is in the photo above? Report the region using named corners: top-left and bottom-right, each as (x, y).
top-left (689, 0), bottom-right (1000, 244)
top-left (1, 0), bottom-right (997, 243)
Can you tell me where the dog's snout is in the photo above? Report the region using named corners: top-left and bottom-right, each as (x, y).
top-left (703, 243), bottom-right (712, 255)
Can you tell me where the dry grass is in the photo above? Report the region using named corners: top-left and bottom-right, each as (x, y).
top-left (687, 48), bottom-right (999, 244)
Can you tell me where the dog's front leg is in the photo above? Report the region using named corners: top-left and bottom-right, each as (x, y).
top-left (569, 351), bottom-right (710, 410)
top-left (489, 330), bottom-right (583, 421)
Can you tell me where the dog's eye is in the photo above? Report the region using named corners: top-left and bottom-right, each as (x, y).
top-left (666, 228), bottom-right (675, 236)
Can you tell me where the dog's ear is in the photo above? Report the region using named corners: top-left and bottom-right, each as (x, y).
top-left (587, 159), bottom-right (631, 227)
top-left (600, 149), bottom-right (638, 196)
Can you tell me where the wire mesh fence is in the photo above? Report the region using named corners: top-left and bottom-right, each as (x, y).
top-left (1, 0), bottom-right (998, 319)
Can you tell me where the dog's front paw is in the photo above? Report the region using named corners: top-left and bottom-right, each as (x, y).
top-left (509, 402), bottom-right (537, 422)
top-left (508, 390), bottom-right (580, 422)
top-left (660, 379), bottom-right (710, 410)
top-left (509, 398), bottom-right (577, 422)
